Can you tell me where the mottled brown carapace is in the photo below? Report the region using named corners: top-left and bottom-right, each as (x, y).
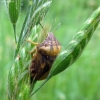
top-left (30, 33), bottom-right (61, 82)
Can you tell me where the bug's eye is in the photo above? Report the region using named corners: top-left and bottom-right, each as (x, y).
top-left (45, 55), bottom-right (49, 60)
top-left (42, 54), bottom-right (49, 60)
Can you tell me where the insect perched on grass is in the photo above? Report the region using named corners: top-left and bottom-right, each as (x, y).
top-left (27, 33), bottom-right (61, 83)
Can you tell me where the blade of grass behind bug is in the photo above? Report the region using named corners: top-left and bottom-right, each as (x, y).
top-left (30, 7), bottom-right (100, 96)
top-left (14, 0), bottom-right (52, 58)
top-left (14, 4), bottom-right (33, 58)
top-left (21, 1), bottom-right (52, 45)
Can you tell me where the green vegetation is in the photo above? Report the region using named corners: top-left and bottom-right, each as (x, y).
top-left (0, 0), bottom-right (100, 100)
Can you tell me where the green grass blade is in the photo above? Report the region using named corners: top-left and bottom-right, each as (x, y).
top-left (30, 7), bottom-right (100, 96)
top-left (14, 0), bottom-right (51, 58)
top-left (14, 5), bottom-right (33, 58)
top-left (50, 7), bottom-right (100, 76)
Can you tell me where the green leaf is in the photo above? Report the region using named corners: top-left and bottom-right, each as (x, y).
top-left (14, 0), bottom-right (52, 58)
top-left (30, 7), bottom-right (100, 96)
top-left (50, 7), bottom-right (100, 76)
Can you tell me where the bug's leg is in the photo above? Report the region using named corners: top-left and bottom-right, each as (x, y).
top-left (26, 40), bottom-right (39, 46)
top-left (29, 47), bottom-right (36, 54)
top-left (26, 40), bottom-right (38, 56)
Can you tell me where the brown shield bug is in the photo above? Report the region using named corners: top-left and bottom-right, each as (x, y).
top-left (27, 33), bottom-right (61, 82)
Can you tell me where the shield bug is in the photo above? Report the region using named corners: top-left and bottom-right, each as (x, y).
top-left (28, 33), bottom-right (61, 82)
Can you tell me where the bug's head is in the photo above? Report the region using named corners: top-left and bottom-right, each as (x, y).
top-left (38, 33), bottom-right (61, 56)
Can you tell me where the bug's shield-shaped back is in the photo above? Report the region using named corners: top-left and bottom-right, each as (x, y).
top-left (38, 33), bottom-right (61, 56)
top-left (30, 33), bottom-right (61, 82)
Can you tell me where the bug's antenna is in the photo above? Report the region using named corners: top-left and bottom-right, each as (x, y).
top-left (38, 22), bottom-right (48, 42)
top-left (39, 22), bottom-right (44, 29)
top-left (39, 22), bottom-right (48, 36)
top-left (39, 22), bottom-right (46, 34)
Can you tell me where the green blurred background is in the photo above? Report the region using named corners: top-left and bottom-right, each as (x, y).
top-left (0, 0), bottom-right (100, 100)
